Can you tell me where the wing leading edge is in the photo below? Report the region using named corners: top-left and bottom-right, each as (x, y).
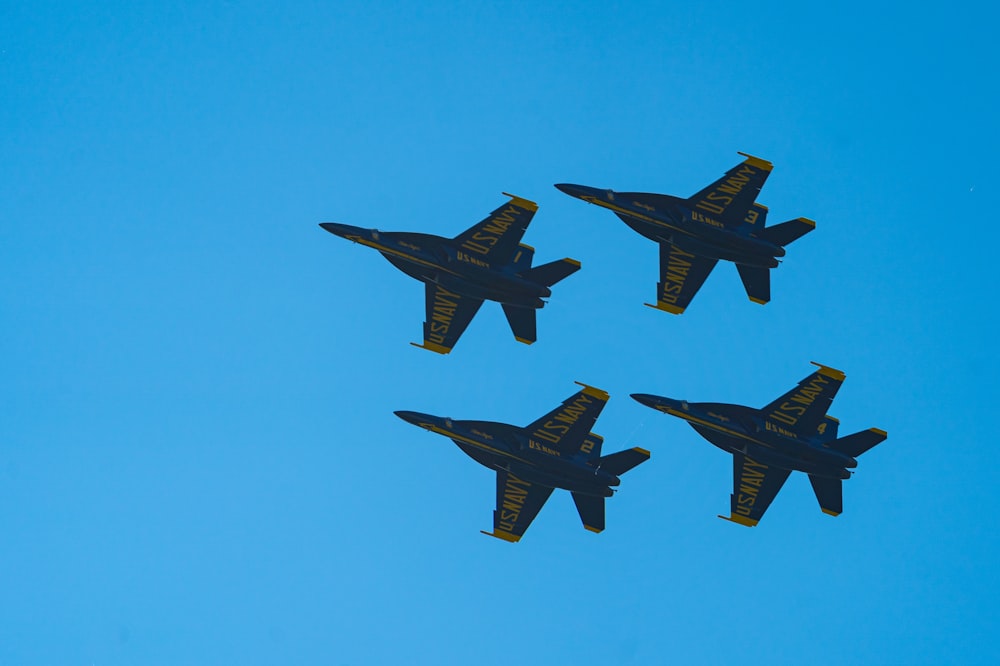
top-left (687, 153), bottom-right (773, 228)
top-left (481, 471), bottom-right (554, 542)
top-left (453, 193), bottom-right (537, 267)
top-left (523, 383), bottom-right (610, 457)
top-left (645, 241), bottom-right (718, 314)
top-left (761, 362), bottom-right (846, 438)
top-left (412, 284), bottom-right (484, 354)
top-left (719, 453), bottom-right (791, 527)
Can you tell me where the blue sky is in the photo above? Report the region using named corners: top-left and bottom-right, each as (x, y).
top-left (2, 2), bottom-right (997, 664)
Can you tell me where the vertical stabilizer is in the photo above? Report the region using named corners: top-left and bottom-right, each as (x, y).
top-left (502, 305), bottom-right (536, 345)
top-left (521, 257), bottom-right (581, 287)
top-left (760, 217), bottom-right (815, 246)
top-left (596, 447), bottom-right (651, 475)
top-left (511, 243), bottom-right (535, 270)
top-left (828, 428), bottom-right (887, 457)
top-left (736, 264), bottom-right (770, 305)
top-left (808, 475), bottom-right (843, 516)
top-left (571, 493), bottom-right (605, 533)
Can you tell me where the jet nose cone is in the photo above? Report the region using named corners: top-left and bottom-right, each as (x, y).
top-left (631, 393), bottom-right (685, 413)
top-left (554, 183), bottom-right (605, 200)
top-left (319, 222), bottom-right (359, 238)
top-left (630, 393), bottom-right (662, 409)
top-left (394, 410), bottom-right (434, 428)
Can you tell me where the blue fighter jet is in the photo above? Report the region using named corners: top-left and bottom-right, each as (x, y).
top-left (556, 153), bottom-right (814, 313)
top-left (632, 363), bottom-right (886, 526)
top-left (396, 383), bottom-right (650, 542)
top-left (320, 194), bottom-right (580, 354)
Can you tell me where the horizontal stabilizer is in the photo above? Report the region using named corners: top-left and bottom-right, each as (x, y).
top-left (572, 493), bottom-right (605, 533)
top-left (521, 257), bottom-right (581, 287)
top-left (759, 218), bottom-right (815, 246)
top-left (808, 475), bottom-right (843, 516)
top-left (502, 304), bottom-right (536, 345)
top-left (597, 447), bottom-right (650, 476)
top-left (829, 428), bottom-right (887, 457)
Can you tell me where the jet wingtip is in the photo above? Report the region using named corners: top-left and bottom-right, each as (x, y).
top-left (718, 514), bottom-right (758, 527)
top-left (736, 151), bottom-right (773, 171)
top-left (481, 530), bottom-right (520, 543)
top-left (411, 341), bottom-right (451, 355)
top-left (501, 192), bottom-right (538, 212)
top-left (644, 302), bottom-right (685, 315)
top-left (583, 525), bottom-right (604, 534)
top-left (574, 381), bottom-right (610, 401)
top-left (810, 361), bottom-right (846, 381)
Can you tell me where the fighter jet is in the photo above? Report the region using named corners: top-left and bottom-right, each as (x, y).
top-left (556, 153), bottom-right (814, 314)
top-left (320, 194), bottom-right (580, 354)
top-left (632, 363), bottom-right (886, 526)
top-left (395, 383), bottom-right (650, 542)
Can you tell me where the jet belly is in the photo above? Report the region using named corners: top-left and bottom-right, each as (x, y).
top-left (749, 417), bottom-right (857, 469)
top-left (670, 232), bottom-right (780, 268)
top-left (434, 269), bottom-right (547, 308)
top-left (686, 423), bottom-right (851, 479)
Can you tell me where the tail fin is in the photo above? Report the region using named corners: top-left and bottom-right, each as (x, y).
top-left (511, 243), bottom-right (535, 270)
top-left (736, 264), bottom-right (770, 305)
top-left (759, 217), bottom-right (816, 246)
top-left (597, 447), bottom-right (650, 476)
top-left (816, 415), bottom-right (841, 443)
top-left (580, 432), bottom-right (604, 460)
top-left (741, 203), bottom-right (768, 232)
top-left (521, 257), bottom-right (581, 287)
top-left (808, 475), bottom-right (843, 516)
top-left (828, 428), bottom-right (887, 457)
top-left (501, 305), bottom-right (536, 345)
top-left (571, 493), bottom-right (605, 533)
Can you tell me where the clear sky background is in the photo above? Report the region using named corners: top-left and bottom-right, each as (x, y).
top-left (2, 2), bottom-right (997, 664)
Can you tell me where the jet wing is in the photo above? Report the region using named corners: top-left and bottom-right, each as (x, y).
top-left (686, 152), bottom-right (773, 228)
top-left (524, 383), bottom-right (610, 457)
top-left (761, 362), bottom-right (846, 437)
top-left (453, 193), bottom-right (537, 267)
top-left (481, 470), bottom-right (554, 542)
top-left (719, 453), bottom-right (791, 527)
top-left (645, 241), bottom-right (718, 314)
top-left (411, 284), bottom-right (483, 354)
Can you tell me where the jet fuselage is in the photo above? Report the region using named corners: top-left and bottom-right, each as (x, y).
top-left (320, 223), bottom-right (549, 308)
top-left (393, 411), bottom-right (620, 496)
top-left (555, 185), bottom-right (783, 268)
top-left (630, 394), bottom-right (855, 479)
